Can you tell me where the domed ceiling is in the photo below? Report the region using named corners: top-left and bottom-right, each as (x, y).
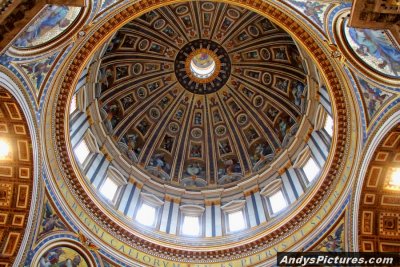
top-left (97, 2), bottom-right (308, 189)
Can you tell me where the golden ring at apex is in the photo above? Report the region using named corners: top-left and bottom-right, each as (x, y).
top-left (185, 48), bottom-right (221, 84)
top-left (176, 38), bottom-right (230, 94)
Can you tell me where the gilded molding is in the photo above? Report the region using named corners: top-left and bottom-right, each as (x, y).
top-left (44, 0), bottom-right (352, 262)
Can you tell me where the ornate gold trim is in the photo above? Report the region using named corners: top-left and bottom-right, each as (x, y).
top-left (184, 48), bottom-right (222, 84)
top-left (43, 0), bottom-right (353, 262)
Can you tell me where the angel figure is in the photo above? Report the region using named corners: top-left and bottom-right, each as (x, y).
top-left (315, 224), bottom-right (344, 252)
top-left (41, 201), bottom-right (67, 234)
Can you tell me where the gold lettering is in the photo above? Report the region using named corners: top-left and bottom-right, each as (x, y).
top-left (143, 255), bottom-right (151, 263)
top-left (153, 258), bottom-right (160, 266)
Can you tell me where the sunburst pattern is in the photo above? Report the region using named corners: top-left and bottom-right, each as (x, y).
top-left (97, 2), bottom-right (308, 188)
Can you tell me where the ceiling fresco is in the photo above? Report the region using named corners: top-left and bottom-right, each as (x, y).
top-left (344, 20), bottom-right (400, 78)
top-left (357, 78), bottom-right (394, 123)
top-left (287, 0), bottom-right (329, 27)
top-left (14, 52), bottom-right (59, 99)
top-left (0, 0), bottom-right (399, 266)
top-left (309, 213), bottom-right (346, 252)
top-left (36, 195), bottom-right (68, 241)
top-left (37, 246), bottom-right (89, 267)
top-left (45, 0), bottom-right (356, 262)
top-left (97, 2), bottom-right (308, 188)
top-left (13, 5), bottom-right (82, 48)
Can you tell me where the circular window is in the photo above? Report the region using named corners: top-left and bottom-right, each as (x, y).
top-left (190, 51), bottom-right (216, 79)
top-left (175, 39), bottom-right (231, 94)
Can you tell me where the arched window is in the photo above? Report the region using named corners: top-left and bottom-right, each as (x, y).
top-left (228, 210), bottom-right (246, 232)
top-left (74, 139), bottom-right (90, 165)
top-left (135, 193), bottom-right (163, 227)
top-left (269, 190), bottom-right (288, 214)
top-left (293, 146), bottom-right (321, 186)
top-left (179, 205), bottom-right (205, 236)
top-left (324, 114), bottom-right (334, 136)
top-left (73, 129), bottom-right (99, 169)
top-left (69, 86), bottom-right (86, 120)
top-left (221, 200), bottom-right (247, 233)
top-left (99, 177), bottom-right (119, 201)
top-left (182, 216), bottom-right (200, 236)
top-left (261, 180), bottom-right (288, 217)
top-left (302, 157), bottom-right (320, 183)
top-left (70, 94), bottom-right (77, 114)
top-left (136, 203), bottom-right (156, 226)
top-left (99, 167), bottom-right (126, 205)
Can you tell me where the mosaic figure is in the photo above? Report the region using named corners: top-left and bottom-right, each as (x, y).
top-left (245, 126), bottom-right (259, 143)
top-left (145, 64), bottom-right (158, 72)
top-left (274, 48), bottom-right (288, 60)
top-left (103, 103), bottom-right (121, 133)
top-left (359, 79), bottom-right (391, 119)
top-left (289, 1), bottom-right (327, 26)
top-left (115, 66), bottom-right (128, 79)
top-left (291, 81), bottom-right (305, 106)
top-left (347, 27), bottom-right (400, 77)
top-left (218, 140), bottom-right (232, 155)
top-left (259, 18), bottom-right (273, 31)
top-left (237, 32), bottom-right (249, 42)
top-left (39, 247), bottom-right (88, 267)
top-left (186, 163), bottom-right (203, 176)
top-left (98, 67), bottom-right (114, 92)
top-left (106, 33), bottom-right (123, 52)
top-left (39, 200), bottom-right (67, 236)
top-left (159, 97), bottom-right (170, 109)
top-left (251, 143), bottom-right (273, 164)
top-left (175, 109), bottom-right (184, 120)
top-left (190, 144), bottom-right (202, 158)
top-left (203, 13), bottom-right (211, 25)
top-left (229, 101), bottom-right (240, 113)
top-left (140, 11), bottom-right (158, 23)
top-left (248, 26), bottom-right (259, 36)
top-left (221, 18), bottom-right (233, 31)
top-left (149, 153), bottom-right (171, 173)
top-left (275, 78), bottom-right (289, 92)
top-left (163, 26), bottom-right (175, 36)
top-left (247, 71), bottom-right (260, 79)
top-left (148, 81), bottom-right (160, 92)
top-left (213, 110), bottom-right (222, 123)
top-left (218, 158), bottom-right (241, 177)
top-left (137, 119), bottom-right (150, 135)
top-left (122, 133), bottom-right (141, 160)
top-left (242, 87), bottom-right (253, 98)
top-left (266, 106), bottom-right (279, 121)
top-left (277, 118), bottom-right (288, 138)
top-left (314, 223), bottom-right (344, 252)
top-left (21, 55), bottom-right (57, 92)
top-left (149, 44), bottom-right (162, 53)
top-left (132, 63), bottom-right (142, 75)
top-left (122, 35), bottom-right (137, 48)
top-left (194, 112), bottom-right (202, 125)
top-left (162, 135), bottom-right (174, 152)
top-left (181, 16), bottom-right (193, 28)
top-left (14, 6), bottom-right (80, 47)
top-left (120, 95), bottom-right (135, 110)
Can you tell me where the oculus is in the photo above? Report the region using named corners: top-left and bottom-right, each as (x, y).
top-left (175, 39), bottom-right (231, 94)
